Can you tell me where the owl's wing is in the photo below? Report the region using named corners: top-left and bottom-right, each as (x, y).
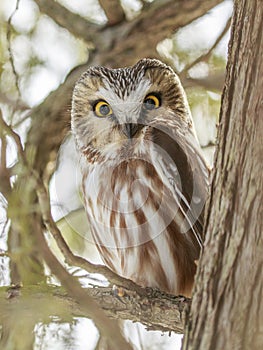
top-left (151, 119), bottom-right (210, 246)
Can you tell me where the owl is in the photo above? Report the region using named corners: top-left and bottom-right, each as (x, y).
top-left (71, 58), bottom-right (209, 296)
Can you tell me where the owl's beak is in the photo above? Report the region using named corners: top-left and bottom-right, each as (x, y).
top-left (121, 123), bottom-right (141, 139)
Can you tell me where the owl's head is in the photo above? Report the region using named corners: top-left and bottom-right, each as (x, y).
top-left (71, 58), bottom-right (192, 156)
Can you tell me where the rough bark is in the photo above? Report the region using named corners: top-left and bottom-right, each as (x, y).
top-left (183, 1), bottom-right (263, 349)
top-left (0, 285), bottom-right (188, 334)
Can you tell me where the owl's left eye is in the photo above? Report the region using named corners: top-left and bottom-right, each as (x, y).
top-left (94, 100), bottom-right (113, 117)
top-left (143, 94), bottom-right (161, 110)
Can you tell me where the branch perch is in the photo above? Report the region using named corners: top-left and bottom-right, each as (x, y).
top-left (0, 284), bottom-right (188, 333)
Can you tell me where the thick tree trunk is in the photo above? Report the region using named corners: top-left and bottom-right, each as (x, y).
top-left (183, 1), bottom-right (263, 349)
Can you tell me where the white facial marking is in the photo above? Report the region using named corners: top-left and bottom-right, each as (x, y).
top-left (98, 78), bottom-right (151, 124)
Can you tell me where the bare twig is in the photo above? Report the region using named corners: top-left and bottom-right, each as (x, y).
top-left (0, 137), bottom-right (11, 199)
top-left (12, 111), bottom-right (32, 128)
top-left (183, 71), bottom-right (225, 91)
top-left (0, 251), bottom-right (9, 257)
top-left (36, 178), bottom-right (144, 292)
top-left (0, 92), bottom-right (29, 112)
top-left (34, 0), bottom-right (99, 44)
top-left (180, 16), bottom-right (232, 79)
top-left (201, 141), bottom-right (217, 149)
top-left (0, 113), bottom-right (12, 198)
top-left (98, 0), bottom-right (125, 25)
top-left (34, 219), bottom-right (132, 349)
top-left (0, 112), bottom-right (26, 164)
top-left (6, 0), bottom-right (21, 100)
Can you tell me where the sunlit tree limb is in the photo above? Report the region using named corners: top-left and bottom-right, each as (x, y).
top-left (0, 284), bottom-right (188, 333)
top-left (34, 0), bottom-right (99, 44)
top-left (98, 0), bottom-right (125, 25)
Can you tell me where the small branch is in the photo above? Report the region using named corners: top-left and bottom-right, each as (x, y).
top-left (0, 137), bottom-right (11, 199)
top-left (0, 112), bottom-right (12, 198)
top-left (98, 0), bottom-right (125, 25)
top-left (101, 0), bottom-right (225, 67)
top-left (34, 218), bottom-right (132, 349)
top-left (0, 250), bottom-right (9, 257)
top-left (183, 71), bottom-right (225, 91)
top-left (0, 92), bottom-right (29, 112)
top-left (201, 141), bottom-right (217, 149)
top-left (0, 111), bottom-right (26, 164)
top-left (35, 178), bottom-right (144, 293)
top-left (6, 0), bottom-right (22, 102)
top-left (34, 0), bottom-right (99, 43)
top-left (180, 16), bottom-right (232, 79)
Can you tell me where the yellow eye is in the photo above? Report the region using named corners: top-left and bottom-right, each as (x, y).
top-left (94, 100), bottom-right (113, 117)
top-left (144, 94), bottom-right (161, 110)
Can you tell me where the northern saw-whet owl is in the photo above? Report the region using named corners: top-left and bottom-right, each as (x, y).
top-left (71, 59), bottom-right (209, 296)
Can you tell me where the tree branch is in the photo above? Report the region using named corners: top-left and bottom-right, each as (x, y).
top-left (0, 110), bottom-right (26, 163)
top-left (98, 0), bottom-right (225, 67)
top-left (34, 0), bottom-right (99, 43)
top-left (98, 0), bottom-right (125, 25)
top-left (180, 16), bottom-right (232, 79)
top-left (0, 129), bottom-right (11, 199)
top-left (35, 172), bottom-right (144, 293)
top-left (0, 284), bottom-right (188, 333)
top-left (183, 72), bottom-right (225, 91)
top-left (35, 217), bottom-right (132, 349)
top-left (33, 0), bottom-right (224, 67)
top-left (0, 92), bottom-right (29, 112)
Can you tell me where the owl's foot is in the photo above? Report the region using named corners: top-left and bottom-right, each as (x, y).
top-left (112, 284), bottom-right (125, 297)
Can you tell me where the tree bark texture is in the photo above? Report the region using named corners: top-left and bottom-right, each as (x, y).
top-left (183, 1), bottom-right (263, 349)
top-left (0, 285), bottom-right (188, 334)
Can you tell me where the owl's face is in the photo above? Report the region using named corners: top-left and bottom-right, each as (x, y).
top-left (71, 59), bottom-right (191, 156)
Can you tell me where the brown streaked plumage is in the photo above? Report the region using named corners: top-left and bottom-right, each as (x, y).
top-left (71, 58), bottom-right (209, 296)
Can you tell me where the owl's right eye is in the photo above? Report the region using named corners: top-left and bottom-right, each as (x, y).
top-left (93, 100), bottom-right (113, 117)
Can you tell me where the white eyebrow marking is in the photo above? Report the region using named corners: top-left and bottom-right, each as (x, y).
top-left (98, 78), bottom-right (151, 106)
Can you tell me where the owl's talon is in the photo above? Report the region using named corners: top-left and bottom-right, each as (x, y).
top-left (112, 284), bottom-right (125, 297)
